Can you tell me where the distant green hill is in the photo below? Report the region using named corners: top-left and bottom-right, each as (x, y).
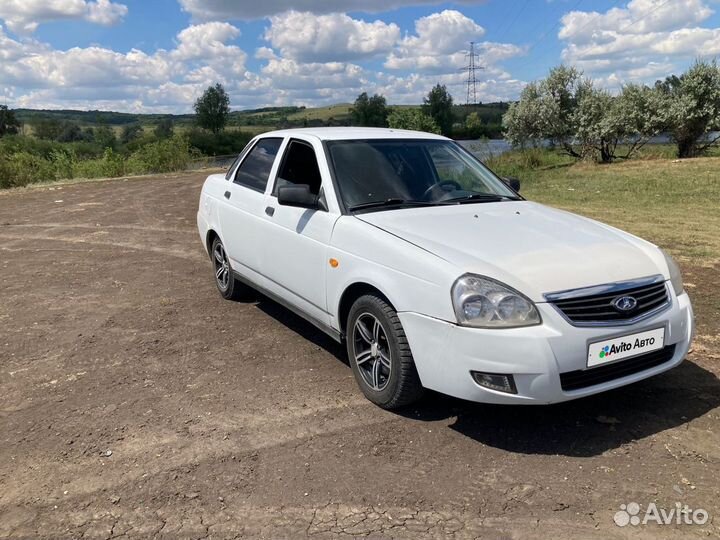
top-left (12, 102), bottom-right (510, 137)
top-left (13, 108), bottom-right (193, 126)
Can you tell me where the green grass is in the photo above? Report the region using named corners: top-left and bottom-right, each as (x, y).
top-left (285, 104), bottom-right (354, 122)
top-left (488, 150), bottom-right (720, 263)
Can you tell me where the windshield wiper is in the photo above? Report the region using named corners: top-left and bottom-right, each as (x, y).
top-left (444, 193), bottom-right (518, 204)
top-left (349, 198), bottom-right (439, 211)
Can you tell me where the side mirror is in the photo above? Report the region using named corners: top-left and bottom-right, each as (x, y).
top-left (503, 177), bottom-right (521, 192)
top-left (278, 184), bottom-right (319, 209)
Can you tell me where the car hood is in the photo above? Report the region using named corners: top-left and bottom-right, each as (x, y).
top-left (355, 201), bottom-right (666, 301)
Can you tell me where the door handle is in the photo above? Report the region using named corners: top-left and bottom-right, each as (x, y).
top-left (265, 206), bottom-right (275, 217)
top-left (224, 191), bottom-right (231, 199)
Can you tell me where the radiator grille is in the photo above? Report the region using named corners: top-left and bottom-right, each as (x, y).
top-left (550, 280), bottom-right (669, 325)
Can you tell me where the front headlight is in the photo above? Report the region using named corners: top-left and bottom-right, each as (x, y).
top-left (662, 250), bottom-right (684, 296)
top-left (452, 274), bottom-right (541, 328)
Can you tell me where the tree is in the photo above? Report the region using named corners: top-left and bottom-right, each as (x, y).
top-left (423, 84), bottom-right (454, 136)
top-left (506, 65), bottom-right (672, 162)
top-left (120, 124), bottom-right (143, 144)
top-left (463, 111), bottom-right (483, 138)
top-left (351, 92), bottom-right (388, 127)
top-left (94, 125), bottom-right (117, 149)
top-left (194, 83), bottom-right (230, 134)
top-left (33, 118), bottom-right (63, 140)
top-left (610, 84), bottom-right (668, 157)
top-left (387, 108), bottom-right (441, 134)
top-left (154, 118), bottom-right (174, 139)
top-left (656, 60), bottom-right (720, 158)
top-left (503, 82), bottom-right (555, 148)
top-left (82, 127), bottom-right (96, 142)
top-left (0, 105), bottom-right (20, 137)
top-left (57, 122), bottom-right (85, 143)
top-left (504, 66), bottom-right (589, 156)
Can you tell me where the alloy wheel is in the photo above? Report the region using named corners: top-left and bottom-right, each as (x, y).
top-left (352, 313), bottom-right (392, 391)
top-left (213, 242), bottom-right (230, 291)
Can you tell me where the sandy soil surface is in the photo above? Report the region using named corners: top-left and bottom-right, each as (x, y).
top-left (1, 171), bottom-right (718, 539)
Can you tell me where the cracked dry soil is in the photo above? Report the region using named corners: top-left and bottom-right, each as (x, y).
top-left (1, 171), bottom-right (719, 539)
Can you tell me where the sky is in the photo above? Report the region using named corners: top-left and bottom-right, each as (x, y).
top-left (1, 0), bottom-right (719, 113)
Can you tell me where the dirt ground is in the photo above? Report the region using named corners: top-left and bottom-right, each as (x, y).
top-left (1, 171), bottom-right (718, 539)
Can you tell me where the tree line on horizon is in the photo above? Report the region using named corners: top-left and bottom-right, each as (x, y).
top-left (1, 60), bottom-right (719, 189)
top-left (348, 85), bottom-right (499, 139)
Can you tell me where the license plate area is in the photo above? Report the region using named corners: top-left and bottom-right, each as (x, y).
top-left (587, 327), bottom-right (665, 368)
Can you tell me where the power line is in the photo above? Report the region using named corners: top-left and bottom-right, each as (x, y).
top-left (495, 0), bottom-right (531, 41)
top-left (518, 0), bottom-right (585, 62)
top-left (523, 0), bottom-right (671, 71)
top-left (616, 0), bottom-right (674, 33)
top-left (513, 0), bottom-right (640, 73)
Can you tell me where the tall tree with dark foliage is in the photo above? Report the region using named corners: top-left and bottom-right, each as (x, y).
top-left (195, 83), bottom-right (231, 134)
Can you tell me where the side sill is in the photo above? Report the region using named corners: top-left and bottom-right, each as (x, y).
top-left (232, 271), bottom-right (343, 343)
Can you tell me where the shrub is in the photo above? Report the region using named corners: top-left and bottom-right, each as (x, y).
top-left (127, 135), bottom-right (195, 174)
top-left (187, 128), bottom-right (253, 155)
top-left (0, 152), bottom-right (57, 188)
top-left (387, 108), bottom-right (441, 134)
top-left (73, 148), bottom-right (125, 178)
top-left (485, 148), bottom-right (573, 179)
top-left (50, 149), bottom-right (75, 180)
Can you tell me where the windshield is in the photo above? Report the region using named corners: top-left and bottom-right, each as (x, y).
top-left (327, 139), bottom-right (519, 210)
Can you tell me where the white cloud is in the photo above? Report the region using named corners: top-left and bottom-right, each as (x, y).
top-left (373, 71), bottom-right (525, 105)
top-left (85, 0), bottom-right (128, 25)
top-left (0, 23), bottom-right (239, 112)
top-left (559, 0), bottom-right (712, 42)
top-left (173, 22), bottom-right (240, 60)
top-left (261, 57), bottom-right (366, 91)
top-left (171, 22), bottom-right (247, 75)
top-left (403, 9), bottom-right (485, 54)
top-left (178, 0), bottom-right (483, 20)
top-left (0, 0), bottom-right (127, 34)
top-left (0, 6), bottom-right (523, 112)
top-left (385, 10), bottom-right (524, 79)
top-left (558, 0), bottom-right (720, 86)
top-left (264, 11), bottom-right (400, 62)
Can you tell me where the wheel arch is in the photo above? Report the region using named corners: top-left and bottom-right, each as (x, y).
top-left (337, 282), bottom-right (395, 337)
top-left (206, 229), bottom-right (220, 259)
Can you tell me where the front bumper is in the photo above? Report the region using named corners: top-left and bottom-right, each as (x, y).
top-left (399, 291), bottom-right (693, 404)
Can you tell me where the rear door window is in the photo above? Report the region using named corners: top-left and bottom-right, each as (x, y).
top-left (233, 138), bottom-right (282, 192)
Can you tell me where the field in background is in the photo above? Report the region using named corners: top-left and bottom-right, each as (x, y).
top-left (488, 150), bottom-right (720, 266)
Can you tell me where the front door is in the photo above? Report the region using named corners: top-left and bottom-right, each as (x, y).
top-left (259, 138), bottom-right (339, 325)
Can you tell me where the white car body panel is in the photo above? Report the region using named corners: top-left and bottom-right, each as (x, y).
top-left (354, 201), bottom-right (669, 303)
top-left (258, 136), bottom-right (343, 324)
top-left (197, 127), bottom-right (694, 405)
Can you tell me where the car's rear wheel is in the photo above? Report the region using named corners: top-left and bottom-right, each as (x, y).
top-left (346, 294), bottom-right (424, 409)
top-left (211, 237), bottom-right (249, 301)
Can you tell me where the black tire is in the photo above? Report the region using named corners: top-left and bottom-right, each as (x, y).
top-left (346, 294), bottom-right (424, 409)
top-left (210, 237), bottom-right (250, 301)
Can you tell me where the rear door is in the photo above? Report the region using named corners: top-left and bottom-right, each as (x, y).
top-left (259, 137), bottom-right (340, 324)
top-left (217, 137), bottom-right (283, 278)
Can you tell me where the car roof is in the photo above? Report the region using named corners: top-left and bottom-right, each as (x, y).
top-left (256, 127), bottom-right (449, 142)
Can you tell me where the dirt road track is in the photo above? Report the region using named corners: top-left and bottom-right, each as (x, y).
top-left (1, 171), bottom-right (719, 539)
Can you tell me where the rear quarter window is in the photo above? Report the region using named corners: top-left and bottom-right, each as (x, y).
top-left (233, 138), bottom-right (283, 192)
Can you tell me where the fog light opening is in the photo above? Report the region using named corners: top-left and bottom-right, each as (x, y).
top-left (471, 371), bottom-right (518, 394)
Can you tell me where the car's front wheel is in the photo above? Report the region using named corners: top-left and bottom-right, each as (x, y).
top-left (346, 294), bottom-right (424, 409)
top-left (211, 237), bottom-right (249, 301)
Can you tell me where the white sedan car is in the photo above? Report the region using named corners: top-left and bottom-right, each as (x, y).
top-left (197, 128), bottom-right (693, 409)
